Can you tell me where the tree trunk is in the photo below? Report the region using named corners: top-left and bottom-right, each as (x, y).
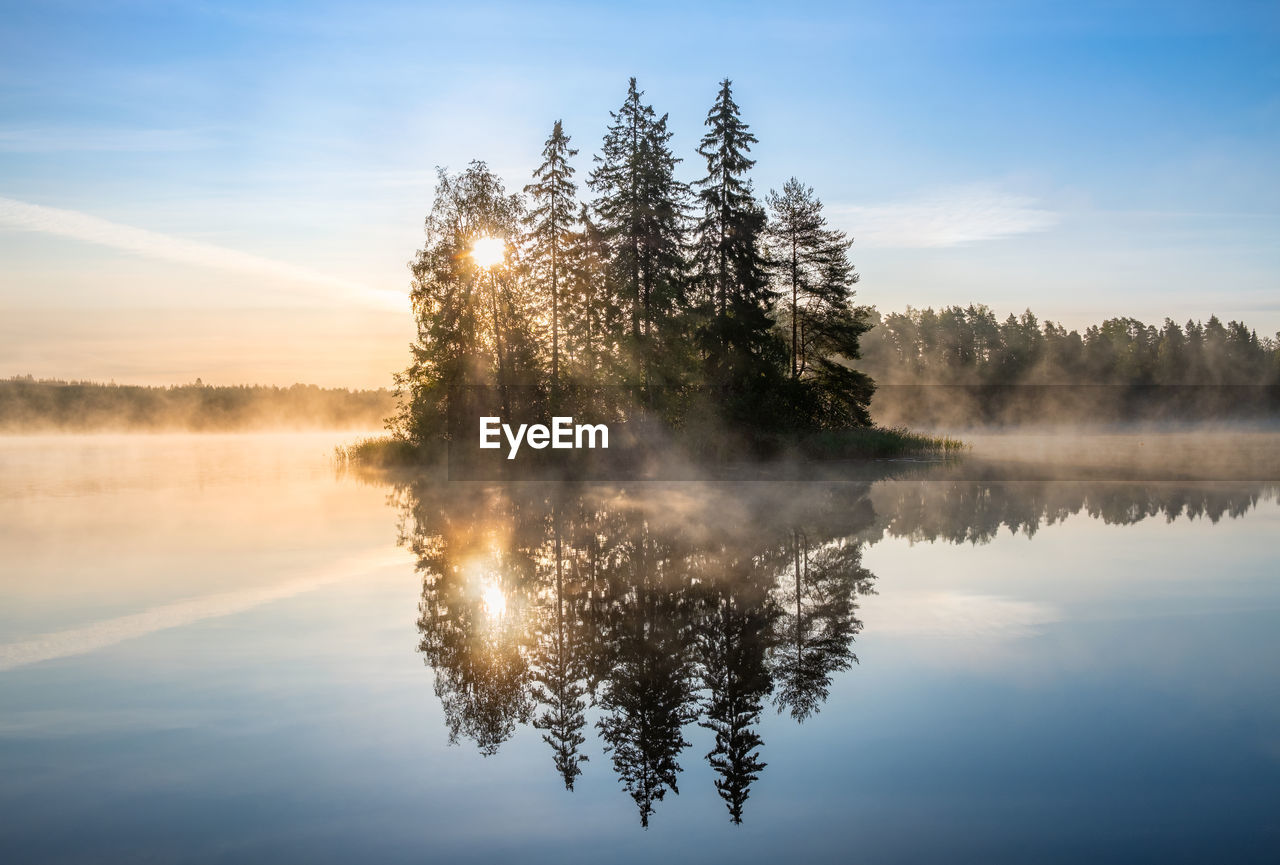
top-left (551, 199), bottom-right (560, 402)
top-left (489, 271), bottom-right (510, 417)
top-left (791, 236), bottom-right (798, 378)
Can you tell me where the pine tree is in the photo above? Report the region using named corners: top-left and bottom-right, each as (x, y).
top-left (595, 526), bottom-right (698, 828)
top-left (766, 177), bottom-right (875, 426)
top-left (691, 80), bottom-right (786, 417)
top-left (524, 121), bottom-right (579, 398)
top-left (765, 178), bottom-right (859, 377)
top-left (766, 178), bottom-right (825, 379)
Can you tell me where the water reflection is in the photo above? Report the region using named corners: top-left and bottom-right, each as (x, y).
top-left (396, 481), bottom-right (876, 825)
top-left (392, 474), bottom-right (1276, 827)
top-left (865, 478), bottom-right (1279, 544)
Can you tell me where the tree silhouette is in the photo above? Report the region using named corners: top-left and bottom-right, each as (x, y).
top-left (397, 162), bottom-right (536, 440)
top-left (389, 78), bottom-right (922, 448)
top-left (525, 121), bottom-right (579, 399)
top-left (859, 305), bottom-right (1279, 388)
top-left (697, 579), bottom-right (776, 823)
top-left (595, 529), bottom-right (698, 827)
top-left (394, 478), bottom-right (885, 823)
top-left (771, 531), bottom-right (870, 722)
top-left (692, 79), bottom-right (786, 421)
top-left (588, 78), bottom-right (689, 393)
top-left (388, 77), bottom-right (1280, 453)
top-left (416, 543), bottom-right (535, 756)
top-left (390, 470), bottom-right (1274, 825)
top-left (766, 177), bottom-right (874, 426)
top-left (562, 204), bottom-right (615, 388)
top-left (865, 477), bottom-right (1278, 545)
top-left (529, 502), bottom-right (590, 789)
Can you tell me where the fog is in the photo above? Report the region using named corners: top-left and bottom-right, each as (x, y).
top-left (867, 383), bottom-right (1280, 429)
top-left (947, 426), bottom-right (1280, 481)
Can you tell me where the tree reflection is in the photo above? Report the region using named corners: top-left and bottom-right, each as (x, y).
top-left (771, 531), bottom-right (872, 722)
top-left (529, 503), bottom-right (590, 789)
top-left (407, 488), bottom-right (536, 756)
top-left (397, 479), bottom-right (876, 826)
top-left (867, 479), bottom-right (1278, 544)
top-left (393, 474), bottom-right (1272, 825)
top-left (698, 581), bottom-right (774, 823)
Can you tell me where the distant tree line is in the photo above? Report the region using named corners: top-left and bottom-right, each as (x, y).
top-left (860, 305), bottom-right (1280, 386)
top-left (857, 307), bottom-right (1280, 424)
top-left (395, 78), bottom-right (873, 449)
top-left (0, 376), bottom-right (394, 432)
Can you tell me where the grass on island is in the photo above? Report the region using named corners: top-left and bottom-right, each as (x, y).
top-left (333, 436), bottom-right (422, 469)
top-left (791, 426), bottom-right (967, 459)
top-left (335, 425), bottom-right (966, 470)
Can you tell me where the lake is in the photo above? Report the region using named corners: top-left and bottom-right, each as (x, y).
top-left (1, 432), bottom-right (1278, 863)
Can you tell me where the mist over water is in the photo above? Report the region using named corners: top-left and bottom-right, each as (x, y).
top-left (935, 426), bottom-right (1280, 481)
top-left (1, 431), bottom-right (1277, 861)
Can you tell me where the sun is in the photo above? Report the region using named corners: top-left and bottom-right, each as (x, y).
top-left (470, 235), bottom-right (506, 269)
top-left (480, 579), bottom-right (507, 621)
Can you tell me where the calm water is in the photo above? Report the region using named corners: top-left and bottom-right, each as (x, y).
top-left (1, 433), bottom-right (1278, 863)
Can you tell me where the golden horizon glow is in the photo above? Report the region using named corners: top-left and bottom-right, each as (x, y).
top-left (470, 235), bottom-right (505, 269)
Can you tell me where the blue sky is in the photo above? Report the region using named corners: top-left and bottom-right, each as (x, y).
top-left (1, 0), bottom-right (1277, 386)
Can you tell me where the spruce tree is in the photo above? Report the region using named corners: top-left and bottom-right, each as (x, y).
top-left (524, 121), bottom-right (579, 397)
top-left (562, 204), bottom-right (623, 417)
top-left (575, 206), bottom-right (614, 377)
top-left (588, 78), bottom-right (688, 393)
top-left (691, 80), bottom-right (785, 419)
top-left (698, 590), bottom-right (773, 824)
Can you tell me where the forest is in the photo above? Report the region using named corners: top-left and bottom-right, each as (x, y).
top-left (858, 307), bottom-right (1280, 425)
top-left (389, 76), bottom-right (1280, 448)
top-left (860, 306), bottom-right (1280, 386)
top-left (393, 78), bottom-right (877, 454)
top-left (0, 376), bottom-right (394, 432)
top-left (10, 79), bottom-right (1277, 436)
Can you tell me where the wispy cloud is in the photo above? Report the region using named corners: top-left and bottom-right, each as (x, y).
top-left (0, 196), bottom-right (405, 309)
top-left (870, 591), bottom-right (1059, 639)
top-left (0, 550), bottom-right (407, 672)
top-left (830, 185), bottom-right (1058, 248)
top-left (0, 127), bottom-right (211, 152)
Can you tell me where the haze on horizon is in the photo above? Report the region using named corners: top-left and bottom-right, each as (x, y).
top-left (1, 0), bottom-right (1277, 389)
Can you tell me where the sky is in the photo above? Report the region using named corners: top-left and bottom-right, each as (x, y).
top-left (1, 0), bottom-right (1277, 387)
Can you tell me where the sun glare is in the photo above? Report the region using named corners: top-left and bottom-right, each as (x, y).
top-left (480, 579), bottom-right (508, 621)
top-left (470, 235), bottom-right (506, 269)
